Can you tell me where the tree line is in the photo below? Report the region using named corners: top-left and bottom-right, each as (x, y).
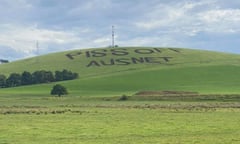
top-left (0, 69), bottom-right (78, 88)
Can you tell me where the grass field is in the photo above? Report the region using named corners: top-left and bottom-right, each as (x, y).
top-left (1, 47), bottom-right (240, 97)
top-left (1, 65), bottom-right (240, 99)
top-left (0, 101), bottom-right (240, 144)
top-left (1, 47), bottom-right (240, 143)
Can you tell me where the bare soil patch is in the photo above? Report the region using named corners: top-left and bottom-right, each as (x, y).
top-left (135, 91), bottom-right (198, 96)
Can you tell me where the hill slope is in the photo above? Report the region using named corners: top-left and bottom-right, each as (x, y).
top-left (1, 47), bottom-right (240, 97)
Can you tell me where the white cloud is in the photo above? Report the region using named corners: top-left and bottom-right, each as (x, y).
top-left (0, 24), bottom-right (114, 60)
top-left (93, 37), bottom-right (111, 44)
top-left (135, 1), bottom-right (215, 30)
top-left (198, 9), bottom-right (240, 33)
top-left (199, 9), bottom-right (240, 23)
top-left (118, 36), bottom-right (182, 48)
top-left (0, 0), bottom-right (32, 9)
top-left (0, 24), bottom-right (82, 58)
top-left (135, 0), bottom-right (240, 35)
top-left (67, 0), bottom-right (112, 17)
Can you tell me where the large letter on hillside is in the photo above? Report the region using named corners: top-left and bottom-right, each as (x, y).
top-left (86, 61), bottom-right (101, 67)
top-left (66, 52), bottom-right (82, 60)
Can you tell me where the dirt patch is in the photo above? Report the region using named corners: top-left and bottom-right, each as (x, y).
top-left (130, 91), bottom-right (240, 101)
top-left (135, 91), bottom-right (198, 96)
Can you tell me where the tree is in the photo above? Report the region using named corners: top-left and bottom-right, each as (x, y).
top-left (6, 73), bottom-right (22, 87)
top-left (32, 70), bottom-right (54, 84)
top-left (55, 69), bottom-right (78, 82)
top-left (51, 84), bottom-right (68, 97)
top-left (55, 70), bottom-right (63, 81)
top-left (32, 71), bottom-right (44, 84)
top-left (0, 74), bottom-right (6, 88)
top-left (21, 71), bottom-right (33, 85)
top-left (62, 69), bottom-right (78, 80)
top-left (44, 71), bottom-right (55, 82)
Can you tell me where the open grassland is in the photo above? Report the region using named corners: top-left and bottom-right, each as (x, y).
top-left (1, 47), bottom-right (240, 143)
top-left (1, 47), bottom-right (240, 77)
top-left (1, 65), bottom-right (240, 98)
top-left (1, 47), bottom-right (240, 97)
top-left (0, 102), bottom-right (240, 144)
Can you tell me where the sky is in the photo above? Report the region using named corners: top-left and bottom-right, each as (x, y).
top-left (0, 0), bottom-right (240, 60)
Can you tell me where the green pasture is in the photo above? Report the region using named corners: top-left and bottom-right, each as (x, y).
top-left (0, 104), bottom-right (240, 144)
top-left (1, 47), bottom-right (240, 143)
top-left (1, 65), bottom-right (240, 99)
top-left (1, 47), bottom-right (240, 97)
top-left (1, 47), bottom-right (240, 77)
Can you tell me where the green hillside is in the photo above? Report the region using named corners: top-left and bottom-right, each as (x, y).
top-left (1, 47), bottom-right (240, 97)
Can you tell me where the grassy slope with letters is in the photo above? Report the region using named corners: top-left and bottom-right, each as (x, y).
top-left (1, 47), bottom-right (240, 97)
top-left (1, 47), bottom-right (240, 144)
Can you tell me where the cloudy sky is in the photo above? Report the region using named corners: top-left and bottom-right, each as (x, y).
top-left (0, 0), bottom-right (240, 60)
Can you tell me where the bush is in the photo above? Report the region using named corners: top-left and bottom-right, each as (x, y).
top-left (119, 95), bottom-right (128, 101)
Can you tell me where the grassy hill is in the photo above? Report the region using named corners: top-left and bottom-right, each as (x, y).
top-left (1, 47), bottom-right (240, 97)
top-left (1, 47), bottom-right (240, 144)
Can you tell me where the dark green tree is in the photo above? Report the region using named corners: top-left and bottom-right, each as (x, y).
top-left (62, 69), bottom-right (71, 80)
top-left (50, 84), bottom-right (68, 97)
top-left (32, 70), bottom-right (54, 84)
top-left (32, 71), bottom-right (44, 84)
top-left (0, 74), bottom-right (6, 88)
top-left (21, 71), bottom-right (33, 85)
top-left (6, 73), bottom-right (22, 87)
top-left (55, 70), bottom-right (63, 81)
top-left (55, 69), bottom-right (78, 81)
top-left (45, 71), bottom-right (55, 82)
top-left (62, 69), bottom-right (78, 80)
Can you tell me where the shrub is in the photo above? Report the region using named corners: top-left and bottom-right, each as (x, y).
top-left (119, 95), bottom-right (128, 101)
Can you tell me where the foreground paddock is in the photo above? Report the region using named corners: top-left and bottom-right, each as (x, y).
top-left (0, 101), bottom-right (240, 144)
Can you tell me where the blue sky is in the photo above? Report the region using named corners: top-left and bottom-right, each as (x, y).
top-left (0, 0), bottom-right (240, 60)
